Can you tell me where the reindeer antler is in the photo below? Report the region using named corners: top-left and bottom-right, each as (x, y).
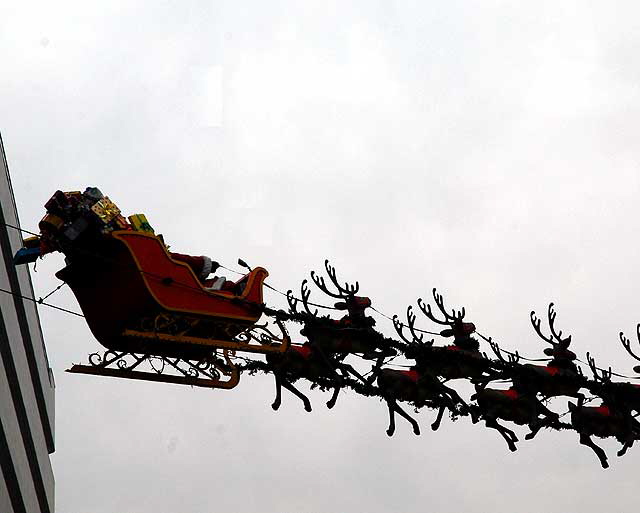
top-left (619, 324), bottom-right (640, 372)
top-left (489, 338), bottom-right (520, 365)
top-left (586, 352), bottom-right (612, 383)
top-left (530, 303), bottom-right (572, 350)
top-left (310, 259), bottom-right (359, 299)
top-left (393, 306), bottom-right (433, 347)
top-left (417, 288), bottom-right (465, 326)
top-left (300, 280), bottom-right (318, 317)
top-left (286, 289), bottom-right (299, 314)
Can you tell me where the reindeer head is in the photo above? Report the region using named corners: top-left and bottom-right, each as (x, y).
top-left (530, 303), bottom-right (576, 363)
top-left (416, 288), bottom-right (476, 344)
top-left (619, 324), bottom-right (640, 374)
top-left (310, 260), bottom-right (372, 323)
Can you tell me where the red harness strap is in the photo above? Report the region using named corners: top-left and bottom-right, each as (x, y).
top-left (543, 366), bottom-right (561, 376)
top-left (291, 345), bottom-right (312, 359)
top-left (400, 370), bottom-right (420, 383)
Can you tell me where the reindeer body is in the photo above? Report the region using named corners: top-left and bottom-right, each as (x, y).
top-left (422, 345), bottom-right (491, 381)
top-left (474, 388), bottom-right (538, 424)
top-left (301, 320), bottom-right (395, 359)
top-left (604, 382), bottom-right (640, 413)
top-left (373, 363), bottom-right (472, 436)
top-left (378, 368), bottom-right (443, 404)
top-left (471, 383), bottom-right (558, 452)
top-left (515, 362), bottom-right (583, 399)
top-left (568, 397), bottom-right (640, 468)
top-left (265, 343), bottom-right (350, 412)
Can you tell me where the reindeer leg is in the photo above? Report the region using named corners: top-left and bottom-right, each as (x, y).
top-left (617, 437), bottom-right (634, 457)
top-left (326, 384), bottom-right (341, 409)
top-left (385, 398), bottom-right (420, 436)
top-left (271, 374), bottom-right (282, 411)
top-left (392, 400), bottom-right (421, 435)
top-left (280, 379), bottom-right (312, 412)
top-left (486, 418), bottom-right (518, 452)
top-left (525, 421), bottom-right (544, 440)
top-left (579, 432), bottom-right (609, 469)
top-left (386, 399), bottom-right (397, 437)
top-left (431, 405), bottom-right (446, 431)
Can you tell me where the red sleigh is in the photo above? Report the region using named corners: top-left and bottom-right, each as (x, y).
top-left (16, 189), bottom-right (291, 389)
top-left (58, 230), bottom-right (289, 359)
top-left (52, 230), bottom-right (289, 389)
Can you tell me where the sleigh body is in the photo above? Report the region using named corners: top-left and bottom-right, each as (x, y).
top-left (58, 230), bottom-right (288, 360)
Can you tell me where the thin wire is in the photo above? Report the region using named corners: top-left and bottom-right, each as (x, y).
top-left (3, 223), bottom-right (39, 237)
top-left (38, 282), bottom-right (66, 302)
top-left (217, 264), bottom-right (244, 276)
top-left (0, 286), bottom-right (84, 318)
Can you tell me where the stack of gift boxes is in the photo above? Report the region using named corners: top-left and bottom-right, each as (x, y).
top-left (14, 187), bottom-right (156, 265)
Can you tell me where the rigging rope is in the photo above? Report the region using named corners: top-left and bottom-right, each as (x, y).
top-left (0, 286), bottom-right (84, 318)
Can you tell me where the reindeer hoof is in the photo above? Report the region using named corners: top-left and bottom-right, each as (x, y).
top-left (524, 432), bottom-right (534, 440)
top-left (509, 445), bottom-right (517, 452)
top-left (304, 404), bottom-right (312, 412)
top-left (386, 429), bottom-right (394, 437)
top-left (326, 401), bottom-right (336, 409)
top-left (430, 423), bottom-right (439, 431)
top-left (271, 403), bottom-right (280, 411)
top-left (601, 460), bottom-right (609, 469)
top-left (414, 426), bottom-right (421, 435)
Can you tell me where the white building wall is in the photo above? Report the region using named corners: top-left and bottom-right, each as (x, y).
top-left (0, 132), bottom-right (55, 513)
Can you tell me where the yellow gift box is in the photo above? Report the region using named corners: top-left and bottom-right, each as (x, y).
top-left (128, 214), bottom-right (154, 233)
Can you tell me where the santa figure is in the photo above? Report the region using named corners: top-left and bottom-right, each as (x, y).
top-left (168, 252), bottom-right (236, 291)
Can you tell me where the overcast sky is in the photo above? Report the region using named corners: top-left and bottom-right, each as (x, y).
top-left (3, 2), bottom-right (640, 512)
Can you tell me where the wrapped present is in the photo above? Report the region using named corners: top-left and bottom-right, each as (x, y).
top-left (23, 236), bottom-right (41, 249)
top-left (83, 187), bottom-right (104, 202)
top-left (44, 190), bottom-right (82, 216)
top-left (112, 215), bottom-right (131, 230)
top-left (13, 247), bottom-right (41, 265)
top-left (128, 214), bottom-right (154, 233)
top-left (91, 197), bottom-right (121, 224)
top-left (39, 213), bottom-right (65, 233)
